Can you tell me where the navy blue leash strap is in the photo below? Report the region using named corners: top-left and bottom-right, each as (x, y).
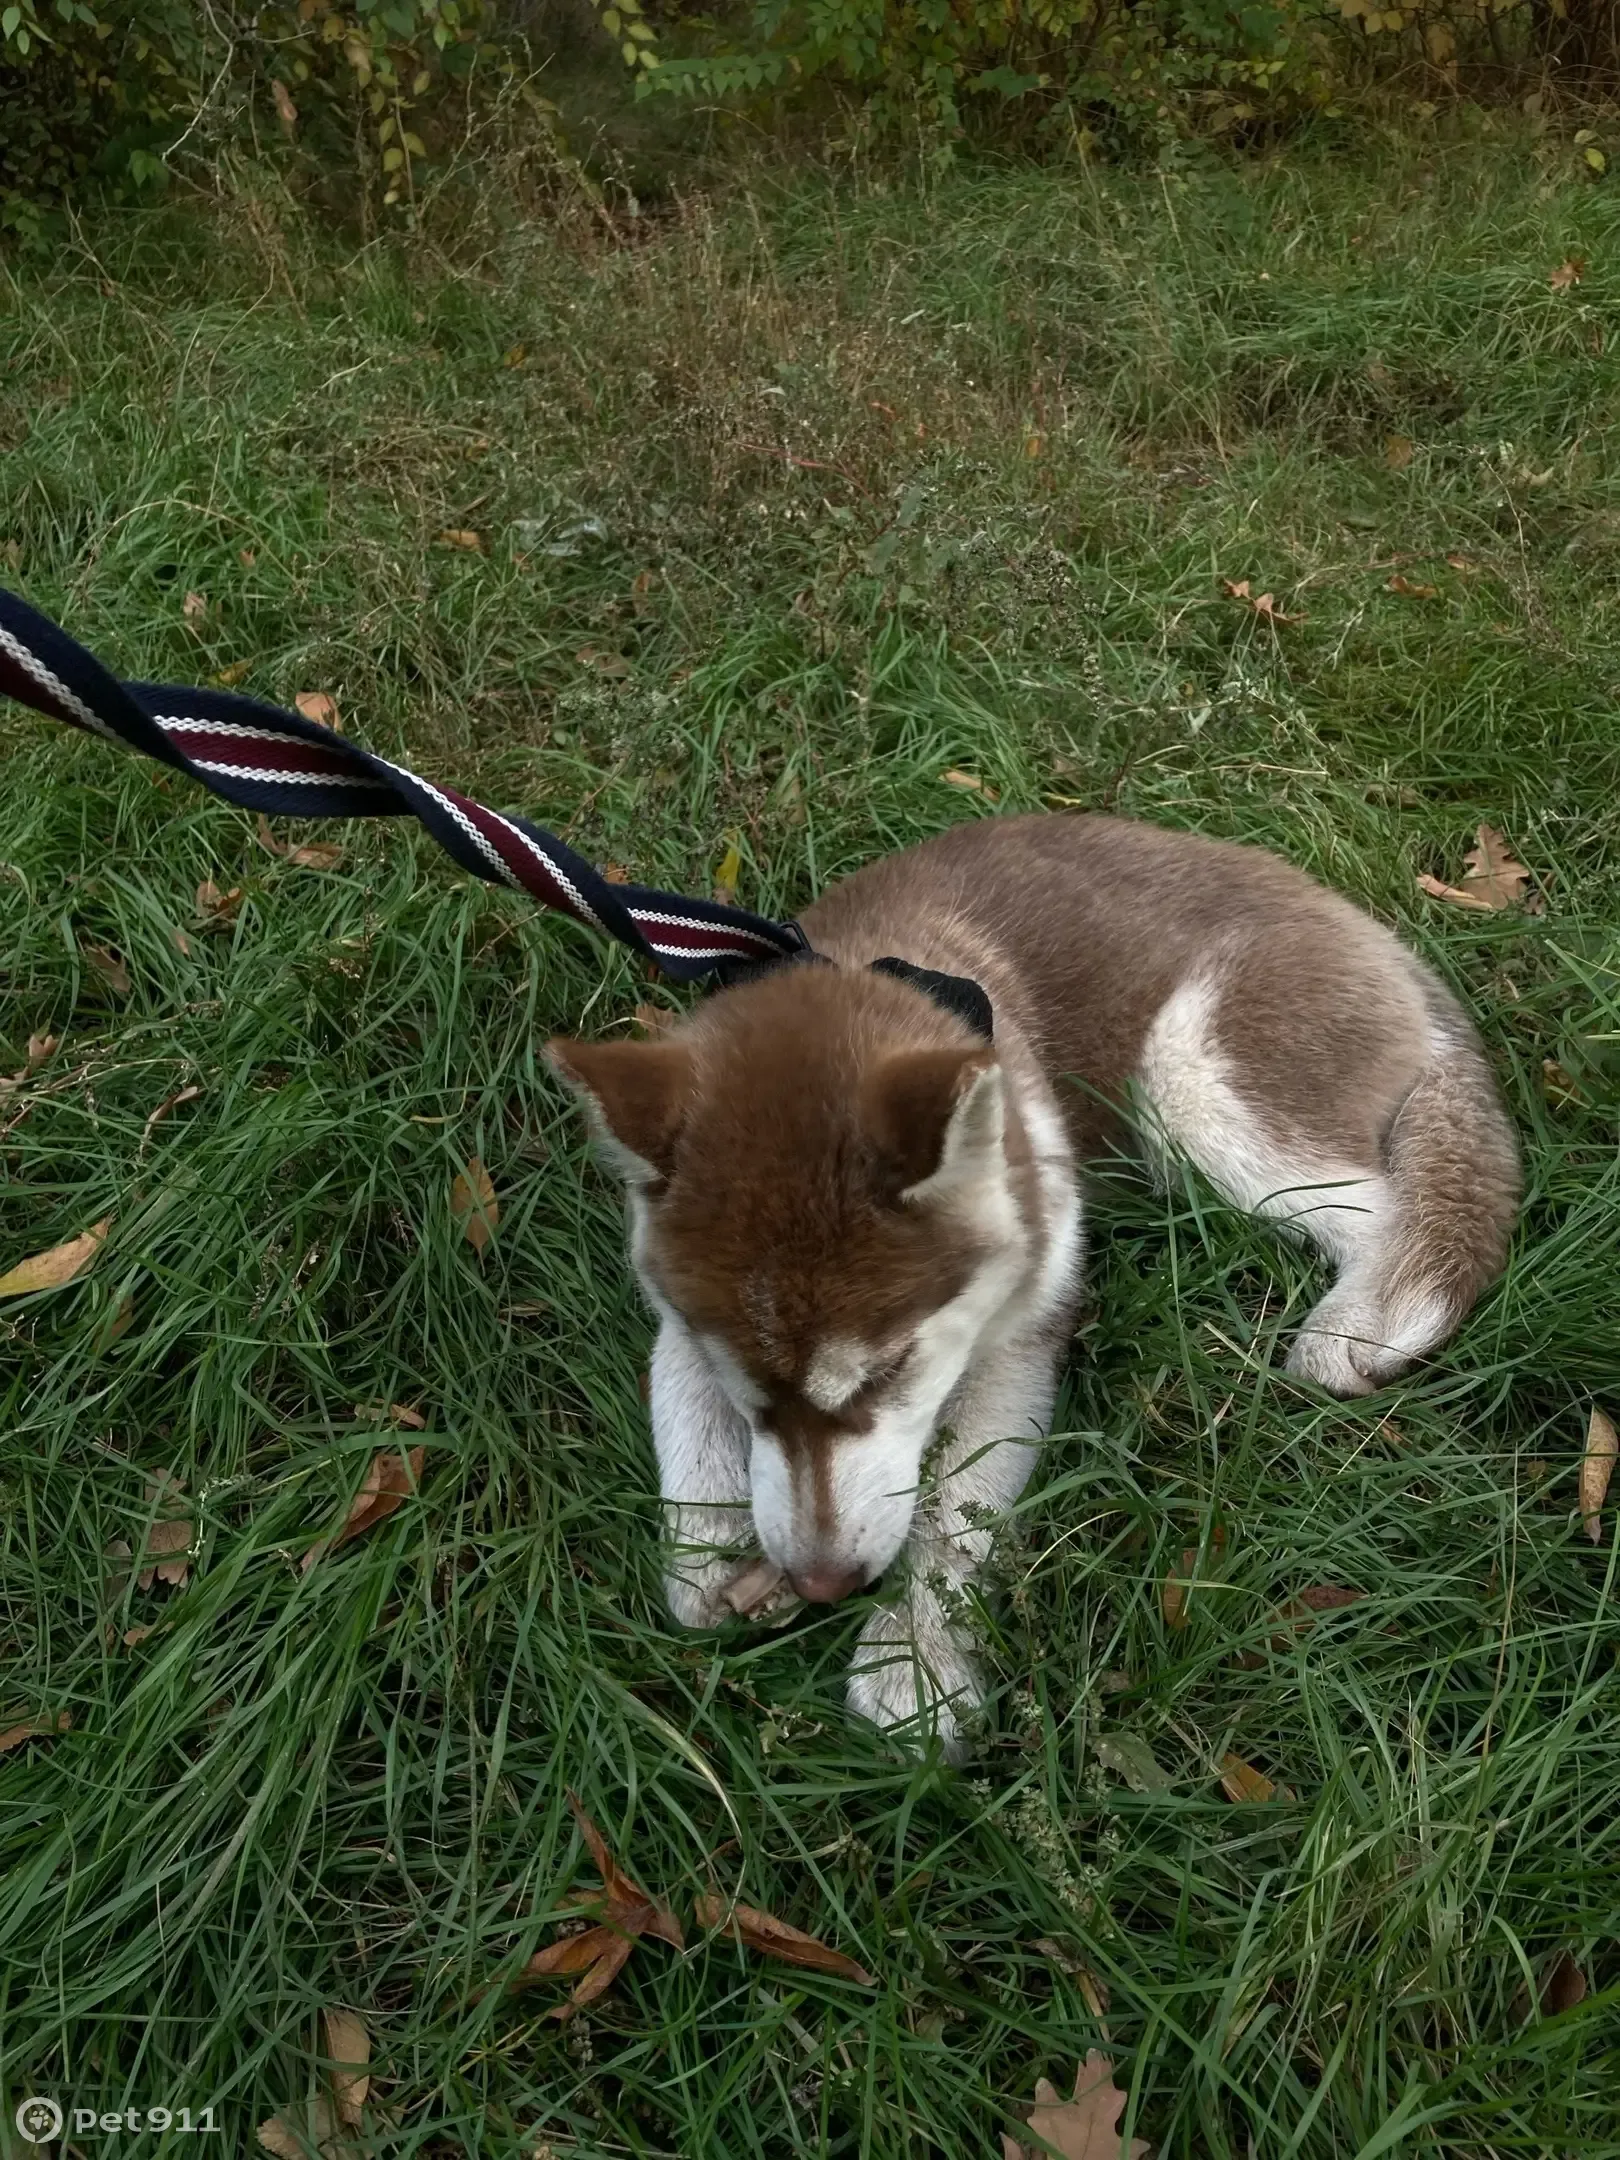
top-left (0, 586), bottom-right (805, 982)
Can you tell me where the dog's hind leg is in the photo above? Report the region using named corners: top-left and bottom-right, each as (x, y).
top-left (1286, 991), bottom-right (1519, 1392)
top-left (1135, 967), bottom-right (1519, 1397)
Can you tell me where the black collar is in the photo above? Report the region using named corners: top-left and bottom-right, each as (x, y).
top-left (868, 956), bottom-right (993, 1041)
top-left (710, 942), bottom-right (993, 1042)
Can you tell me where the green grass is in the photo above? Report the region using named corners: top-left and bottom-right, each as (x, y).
top-left (2, 120), bottom-right (1619, 2157)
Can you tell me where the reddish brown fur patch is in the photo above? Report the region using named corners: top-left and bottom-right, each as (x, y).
top-left (546, 1038), bottom-right (693, 1180)
top-left (636, 966), bottom-right (991, 1397)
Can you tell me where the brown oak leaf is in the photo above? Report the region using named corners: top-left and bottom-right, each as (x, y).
top-left (1417, 823), bottom-right (1534, 912)
top-left (301, 1446), bottom-right (426, 1571)
top-left (505, 1793), bottom-right (684, 2019)
top-left (1001, 2053), bottom-right (1150, 2160)
top-left (694, 1893), bottom-right (874, 1984)
top-left (1580, 1406), bottom-right (1616, 1544)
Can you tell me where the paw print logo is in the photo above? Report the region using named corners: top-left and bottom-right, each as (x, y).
top-left (15, 2096), bottom-right (64, 2144)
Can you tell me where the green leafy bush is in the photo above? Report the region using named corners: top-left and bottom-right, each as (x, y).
top-left (624, 0), bottom-right (1617, 143)
top-left (639, 0), bottom-right (1311, 138)
top-left (0, 0), bottom-right (496, 239)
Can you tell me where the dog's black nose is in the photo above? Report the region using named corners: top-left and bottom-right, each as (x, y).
top-left (788, 1562), bottom-right (867, 1606)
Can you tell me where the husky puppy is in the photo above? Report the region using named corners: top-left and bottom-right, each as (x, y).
top-left (548, 815), bottom-right (1520, 1756)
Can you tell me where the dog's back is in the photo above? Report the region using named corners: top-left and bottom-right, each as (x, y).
top-left (800, 812), bottom-right (1520, 1393)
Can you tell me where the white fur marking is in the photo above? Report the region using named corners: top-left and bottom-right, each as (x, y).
top-left (803, 1338), bottom-right (874, 1412)
top-left (1136, 976), bottom-right (1390, 1265)
top-left (648, 1315), bottom-right (756, 1626)
top-left (902, 1063), bottom-right (1009, 1210)
top-left (697, 1332), bottom-right (770, 1417)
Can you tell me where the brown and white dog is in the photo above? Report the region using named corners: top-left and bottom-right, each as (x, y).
top-left (548, 814), bottom-right (1520, 1756)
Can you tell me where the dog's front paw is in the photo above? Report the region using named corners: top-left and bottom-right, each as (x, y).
top-left (846, 1591), bottom-right (984, 1764)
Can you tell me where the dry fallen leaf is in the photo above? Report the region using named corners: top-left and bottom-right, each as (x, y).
top-left (451, 1159), bottom-right (500, 1255)
top-left (506, 1793), bottom-right (684, 2019)
top-left (323, 2006), bottom-right (370, 2129)
top-left (1222, 578), bottom-right (1303, 624)
top-left (1580, 1406), bottom-right (1616, 1544)
top-left (300, 1445), bottom-right (426, 1572)
top-left (1384, 434), bottom-right (1415, 470)
top-left (1219, 1751), bottom-right (1288, 1805)
top-left (1414, 873), bottom-right (1491, 910)
top-left (83, 943), bottom-right (132, 995)
top-left (1161, 1524), bottom-right (1224, 1631)
top-left (694, 1893), bottom-right (875, 1984)
top-left (296, 691), bottom-right (342, 732)
top-left (942, 769), bottom-right (1001, 800)
top-left (1549, 257), bottom-right (1586, 291)
top-left (134, 1471), bottom-right (193, 1592)
top-left (289, 840), bottom-right (345, 871)
top-left (1001, 2053), bottom-right (1150, 2160)
top-left (138, 1515), bottom-right (192, 1594)
top-left (1031, 1942), bottom-right (1112, 2019)
top-left (270, 78), bottom-right (298, 133)
top-left (713, 837), bottom-right (742, 905)
top-left (1161, 1546), bottom-right (1198, 1631)
top-left (515, 1923), bottom-right (636, 2013)
top-left (1542, 1058), bottom-right (1583, 1105)
top-left (196, 880), bottom-right (243, 923)
top-left (1417, 823), bottom-right (1534, 912)
top-left (257, 2097), bottom-right (346, 2159)
top-left (183, 589), bottom-right (209, 627)
top-left (354, 1401), bottom-right (427, 1430)
top-left (437, 528), bottom-right (483, 551)
top-left (1386, 573), bottom-right (1439, 599)
top-left (212, 658), bottom-right (253, 688)
top-left (574, 646), bottom-right (631, 679)
top-left (1288, 1584), bottom-right (1366, 1619)
top-left (1459, 823), bottom-right (1534, 907)
top-left (1237, 1585), bottom-right (1366, 1666)
top-left (1540, 1949), bottom-right (1588, 2014)
top-left (602, 861), bottom-right (632, 884)
top-left (139, 1082), bottom-right (203, 1156)
top-left (1, 1031), bottom-right (58, 1094)
top-left (0, 1710), bottom-right (71, 1755)
top-left (253, 814), bottom-right (342, 869)
top-left (0, 1217), bottom-right (112, 1298)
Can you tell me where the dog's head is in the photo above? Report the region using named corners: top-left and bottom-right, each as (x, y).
top-left (548, 965), bottom-right (1029, 1600)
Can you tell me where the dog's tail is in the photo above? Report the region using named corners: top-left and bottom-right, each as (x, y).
top-left (1370, 982), bottom-right (1521, 1372)
top-left (1286, 975), bottom-right (1521, 1394)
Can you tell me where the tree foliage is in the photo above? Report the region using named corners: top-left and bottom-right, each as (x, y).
top-left (0, 0), bottom-right (496, 237)
top-left (1, 0), bottom-right (1614, 233)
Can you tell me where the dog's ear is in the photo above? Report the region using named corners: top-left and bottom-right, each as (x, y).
top-left (863, 1047), bottom-right (1003, 1202)
top-left (546, 1038), bottom-right (694, 1185)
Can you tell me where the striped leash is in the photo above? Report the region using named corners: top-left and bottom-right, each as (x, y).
top-left (0, 585), bottom-right (807, 983)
